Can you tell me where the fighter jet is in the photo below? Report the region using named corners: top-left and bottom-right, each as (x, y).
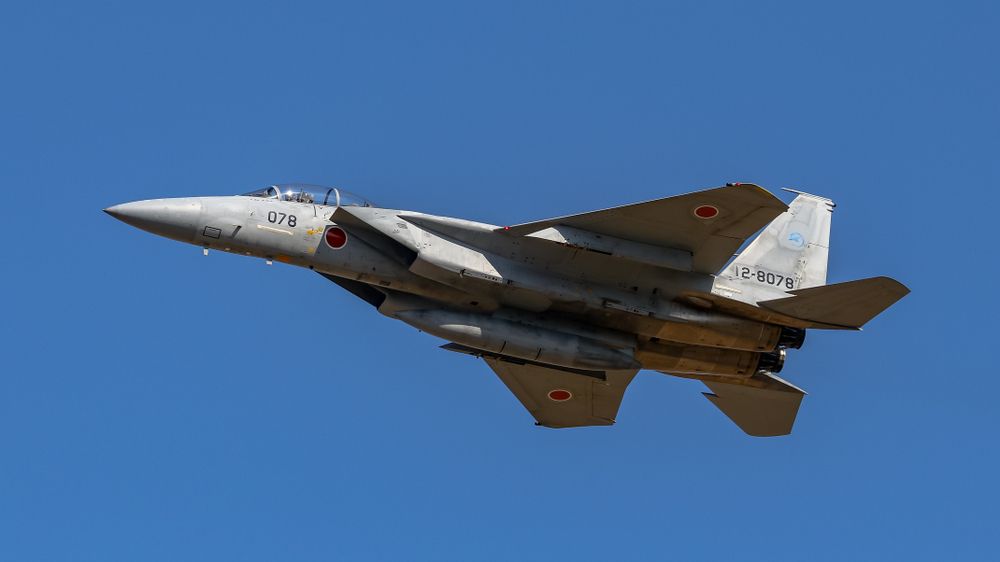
top-left (104, 182), bottom-right (908, 436)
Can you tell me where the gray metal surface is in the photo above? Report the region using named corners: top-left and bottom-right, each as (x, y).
top-left (104, 182), bottom-right (909, 436)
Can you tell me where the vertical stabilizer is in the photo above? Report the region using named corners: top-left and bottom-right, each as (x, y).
top-left (730, 190), bottom-right (834, 291)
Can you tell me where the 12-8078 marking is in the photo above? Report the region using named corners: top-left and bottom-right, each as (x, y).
top-left (733, 265), bottom-right (795, 289)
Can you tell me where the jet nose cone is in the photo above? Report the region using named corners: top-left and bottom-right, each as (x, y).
top-left (103, 198), bottom-right (204, 243)
top-left (103, 205), bottom-right (126, 219)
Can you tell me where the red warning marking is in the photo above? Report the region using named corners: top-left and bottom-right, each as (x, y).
top-left (325, 226), bottom-right (348, 249)
top-left (548, 389), bottom-right (572, 402)
top-left (693, 205), bottom-right (719, 219)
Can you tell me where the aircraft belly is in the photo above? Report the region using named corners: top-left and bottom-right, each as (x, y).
top-left (652, 310), bottom-right (783, 351)
top-left (537, 300), bottom-right (787, 352)
top-left (635, 340), bottom-right (760, 378)
top-left (394, 309), bottom-right (640, 371)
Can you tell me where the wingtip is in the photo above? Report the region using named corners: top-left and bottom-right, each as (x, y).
top-left (724, 182), bottom-right (788, 210)
top-left (878, 276), bottom-right (912, 296)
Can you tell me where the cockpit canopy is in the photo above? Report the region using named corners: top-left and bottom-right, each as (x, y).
top-left (241, 184), bottom-right (374, 208)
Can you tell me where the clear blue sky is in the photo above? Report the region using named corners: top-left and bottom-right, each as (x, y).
top-left (2, 1), bottom-right (997, 560)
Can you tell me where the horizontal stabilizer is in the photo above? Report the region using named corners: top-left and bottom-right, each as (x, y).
top-left (758, 276), bottom-right (910, 329)
top-left (702, 373), bottom-right (806, 437)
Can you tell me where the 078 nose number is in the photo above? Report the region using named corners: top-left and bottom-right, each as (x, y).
top-left (267, 211), bottom-right (297, 227)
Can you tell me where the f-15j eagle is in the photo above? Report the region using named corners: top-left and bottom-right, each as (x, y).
top-left (105, 182), bottom-right (908, 436)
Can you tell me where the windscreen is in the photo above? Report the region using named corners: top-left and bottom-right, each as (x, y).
top-left (241, 184), bottom-right (374, 207)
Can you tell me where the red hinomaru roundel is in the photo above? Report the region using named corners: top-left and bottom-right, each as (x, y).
top-left (325, 226), bottom-right (348, 249)
top-left (693, 205), bottom-right (719, 219)
top-left (547, 389), bottom-right (572, 402)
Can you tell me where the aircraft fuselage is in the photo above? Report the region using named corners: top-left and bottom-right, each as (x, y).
top-left (105, 182), bottom-right (907, 435)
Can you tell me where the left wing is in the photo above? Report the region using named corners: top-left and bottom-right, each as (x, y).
top-left (443, 344), bottom-right (638, 428)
